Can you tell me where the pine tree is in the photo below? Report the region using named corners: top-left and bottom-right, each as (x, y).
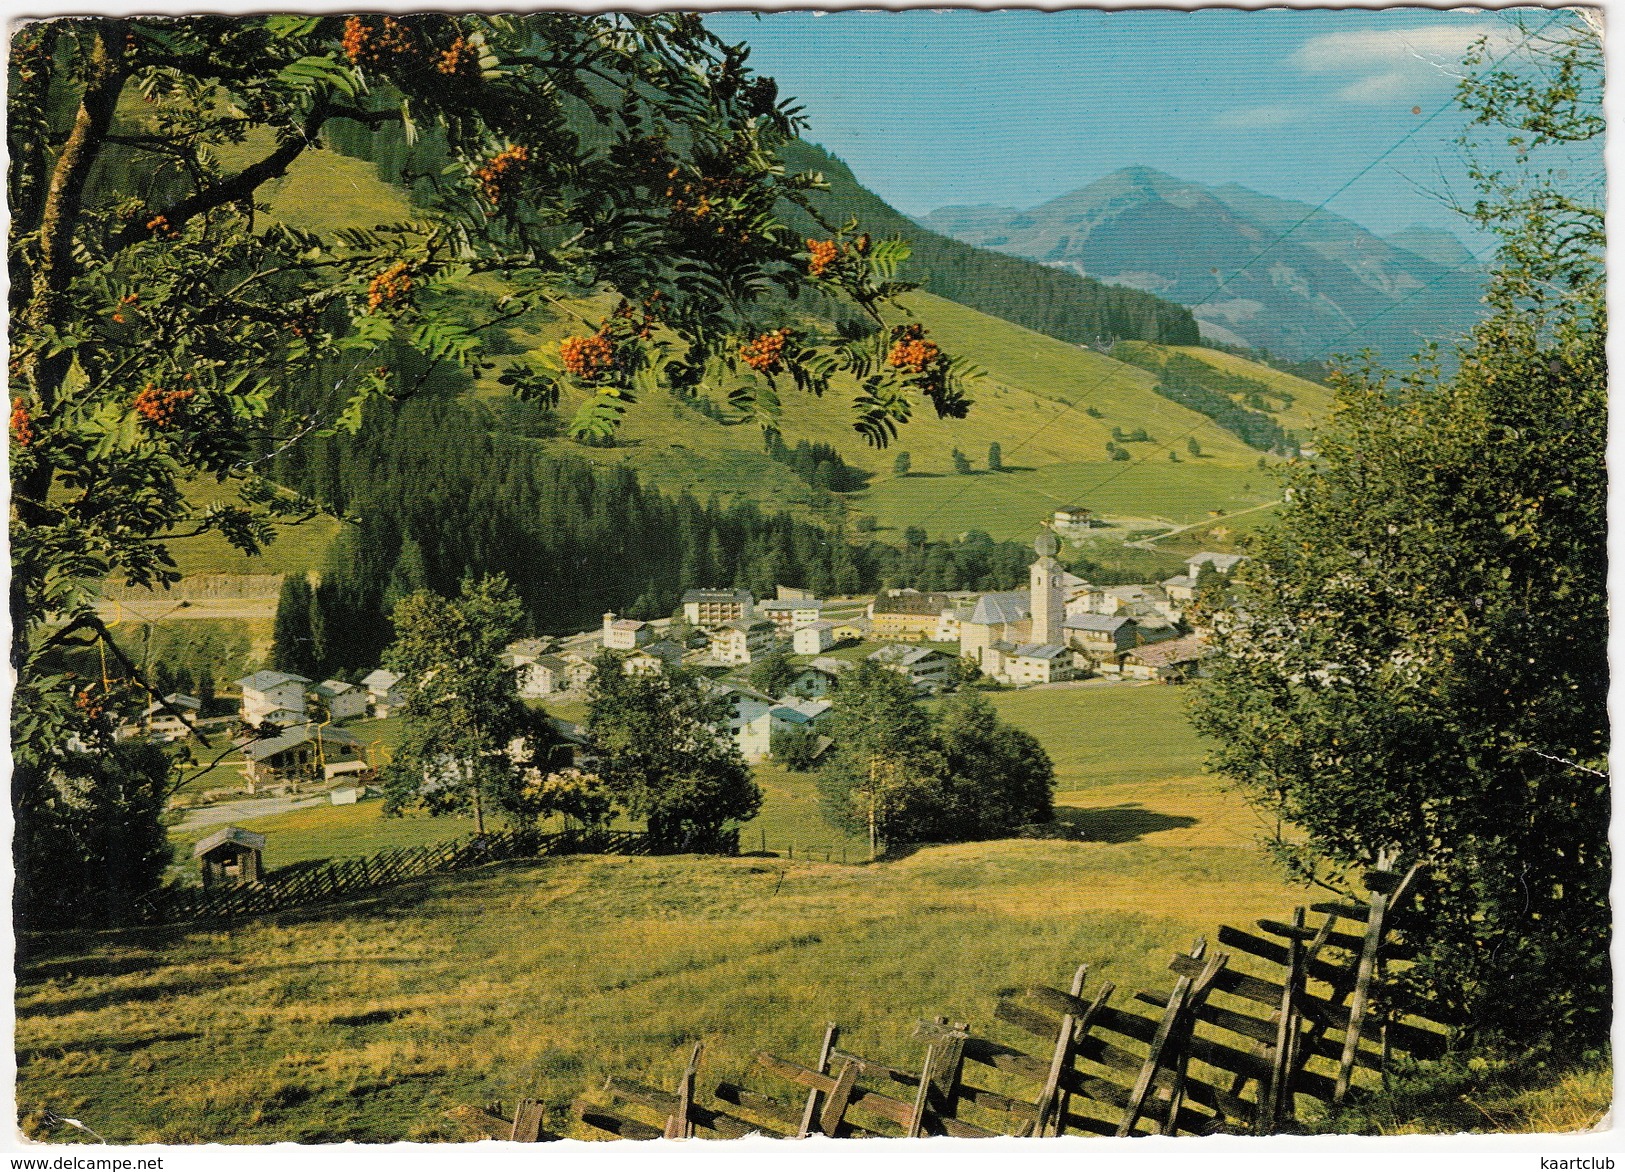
top-left (271, 574), bottom-right (316, 679)
top-left (987, 441), bottom-right (1003, 471)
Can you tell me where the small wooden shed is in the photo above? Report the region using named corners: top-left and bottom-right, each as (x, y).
top-left (193, 825), bottom-right (266, 886)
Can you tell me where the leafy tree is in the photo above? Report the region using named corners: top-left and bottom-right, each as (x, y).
top-left (893, 450), bottom-right (911, 476)
top-left (747, 648), bottom-right (798, 698)
top-left (951, 447), bottom-right (972, 474)
top-left (380, 575), bottom-right (557, 835)
top-left (770, 724), bottom-right (821, 772)
top-left (586, 658), bottom-right (760, 850)
top-left (817, 660), bottom-right (941, 856)
top-left (9, 13), bottom-right (977, 920)
top-left (1191, 15), bottom-right (1605, 1048)
top-left (987, 441), bottom-right (1002, 471)
top-left (818, 667), bottom-right (1051, 849)
top-left (1186, 437), bottom-right (1203, 458)
top-left (918, 692), bottom-right (1054, 837)
top-left (516, 767), bottom-right (617, 832)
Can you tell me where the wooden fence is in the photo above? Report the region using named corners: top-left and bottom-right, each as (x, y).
top-left (565, 858), bottom-right (1454, 1141)
top-left (136, 826), bottom-right (732, 925)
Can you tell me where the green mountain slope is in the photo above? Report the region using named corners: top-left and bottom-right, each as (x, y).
top-left (214, 124), bottom-right (1324, 548)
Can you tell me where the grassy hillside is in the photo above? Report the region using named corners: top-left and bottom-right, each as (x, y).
top-left (25, 684), bottom-right (1330, 1144)
top-left (159, 125), bottom-right (1322, 567)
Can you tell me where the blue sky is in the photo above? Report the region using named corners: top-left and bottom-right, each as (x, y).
top-left (706, 8), bottom-right (1556, 246)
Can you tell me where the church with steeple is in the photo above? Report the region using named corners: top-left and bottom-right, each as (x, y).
top-left (958, 532), bottom-right (1082, 685)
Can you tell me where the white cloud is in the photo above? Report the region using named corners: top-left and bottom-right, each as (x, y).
top-left (1292, 23), bottom-right (1518, 104)
top-left (1212, 103), bottom-right (1302, 130)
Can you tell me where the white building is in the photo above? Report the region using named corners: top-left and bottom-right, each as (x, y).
top-left (235, 670), bottom-right (310, 726)
top-left (868, 644), bottom-right (955, 694)
top-left (706, 682), bottom-right (776, 761)
top-left (681, 588), bottom-right (754, 628)
top-left (791, 620), bottom-right (837, 655)
top-left (512, 653), bottom-right (571, 698)
top-left (602, 612), bottom-right (652, 651)
top-left (623, 639), bottom-right (685, 676)
top-left (760, 598), bottom-right (829, 633)
top-left (311, 679), bottom-right (367, 722)
top-left (362, 668), bottom-right (405, 717)
top-left (710, 617), bottom-right (778, 666)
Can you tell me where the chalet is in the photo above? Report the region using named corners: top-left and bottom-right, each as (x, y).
top-left (868, 643), bottom-right (955, 694)
top-left (601, 612), bottom-right (652, 650)
top-left (791, 620), bottom-right (837, 656)
top-left (1052, 505), bottom-right (1093, 529)
top-left (514, 653), bottom-right (571, 698)
top-left (868, 590), bottom-right (953, 641)
top-left (710, 617), bottom-right (778, 666)
top-left (1121, 634), bottom-right (1211, 682)
top-left (769, 696), bottom-right (833, 736)
top-left (1162, 573), bottom-right (1197, 603)
top-left (131, 691), bottom-right (200, 740)
top-left (1187, 552), bottom-right (1247, 578)
top-left (624, 639), bottom-right (685, 676)
top-left (240, 722), bottom-right (363, 791)
top-left (760, 598), bottom-right (829, 633)
top-left (194, 826), bottom-right (265, 886)
top-left (561, 654), bottom-right (597, 691)
top-left (235, 670), bottom-right (310, 726)
top-left (786, 660), bottom-right (843, 699)
top-left (999, 643), bottom-right (1074, 686)
top-left (1062, 613), bottom-right (1141, 659)
top-left (362, 668), bottom-right (405, 717)
top-left (682, 588), bottom-right (754, 628)
top-left (311, 679), bottom-right (366, 722)
top-left (706, 682), bottom-right (775, 761)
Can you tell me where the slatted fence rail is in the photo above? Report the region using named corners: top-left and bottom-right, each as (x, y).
top-left (135, 824), bottom-right (711, 924)
top-left (571, 858), bottom-right (1455, 1142)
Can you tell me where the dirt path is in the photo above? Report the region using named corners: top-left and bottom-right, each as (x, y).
top-left (97, 597), bottom-right (278, 623)
top-left (175, 793), bottom-right (327, 833)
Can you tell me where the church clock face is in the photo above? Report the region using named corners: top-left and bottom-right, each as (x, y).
top-left (1034, 532), bottom-right (1060, 558)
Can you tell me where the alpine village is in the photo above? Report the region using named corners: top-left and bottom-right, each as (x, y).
top-left (9, 11), bottom-right (1608, 1150)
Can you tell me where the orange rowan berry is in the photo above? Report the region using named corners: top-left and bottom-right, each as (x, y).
top-left (11, 400), bottom-right (33, 447)
top-left (438, 35), bottom-right (480, 79)
top-left (887, 323), bottom-right (941, 373)
top-left (560, 332), bottom-right (616, 380)
top-left (740, 329), bottom-right (791, 374)
top-left (807, 238), bottom-right (840, 277)
top-left (132, 383), bottom-right (195, 428)
top-left (474, 144), bottom-right (532, 206)
top-left (367, 262), bottom-right (413, 312)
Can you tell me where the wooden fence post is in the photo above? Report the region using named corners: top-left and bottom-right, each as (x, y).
top-left (664, 1042), bottom-right (702, 1139)
top-left (797, 1023), bottom-right (839, 1138)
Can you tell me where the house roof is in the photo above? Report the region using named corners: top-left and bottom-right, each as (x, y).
top-left (1064, 613), bottom-right (1133, 633)
top-left (144, 692), bottom-right (200, 717)
top-left (1107, 584), bottom-right (1167, 604)
top-left (362, 668), bottom-right (401, 691)
top-left (612, 618), bottom-right (646, 631)
top-left (312, 679), bottom-right (357, 698)
top-left (682, 588), bottom-right (753, 604)
top-left (235, 669), bottom-right (311, 692)
top-left (533, 655), bottom-right (571, 673)
top-left (805, 657), bottom-right (850, 675)
top-left (637, 640), bottom-right (686, 661)
top-left (1188, 552), bottom-right (1247, 574)
top-left (1162, 574), bottom-right (1196, 590)
top-left (796, 620), bottom-right (837, 632)
top-left (193, 825), bottom-right (267, 858)
top-left (968, 591), bottom-right (1030, 626)
top-left (872, 590), bottom-right (952, 616)
top-left (720, 617), bottom-right (774, 633)
top-left (1012, 643), bottom-right (1069, 660)
top-left (763, 597), bottom-right (826, 611)
top-left (1054, 504), bottom-right (1091, 518)
top-left (1124, 634), bottom-right (1210, 668)
top-left (771, 697), bottom-right (833, 725)
top-left (869, 644), bottom-right (948, 667)
top-left (240, 722), bottom-right (362, 763)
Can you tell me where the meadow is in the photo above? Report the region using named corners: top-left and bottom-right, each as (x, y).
top-left (22, 684), bottom-right (1323, 1144)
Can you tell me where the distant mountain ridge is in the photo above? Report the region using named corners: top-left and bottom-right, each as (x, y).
top-left (778, 143), bottom-right (1201, 349)
top-left (920, 166), bottom-right (1488, 362)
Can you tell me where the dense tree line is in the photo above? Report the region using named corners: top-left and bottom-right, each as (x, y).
top-left (763, 432), bottom-right (867, 492)
top-left (1151, 377), bottom-right (1295, 454)
top-left (269, 381), bottom-right (1054, 675)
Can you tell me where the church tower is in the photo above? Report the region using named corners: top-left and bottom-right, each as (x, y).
top-left (1030, 533), bottom-right (1065, 646)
